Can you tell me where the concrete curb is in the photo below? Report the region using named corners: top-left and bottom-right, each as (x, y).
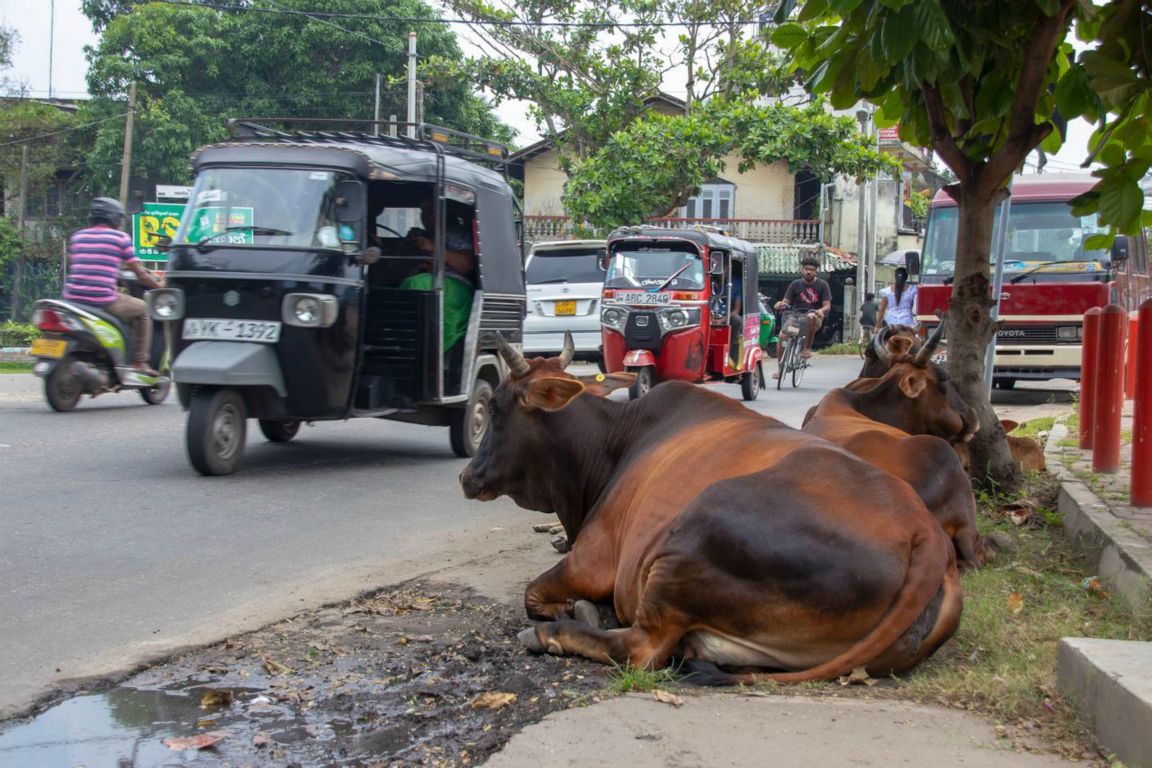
top-left (1047, 420), bottom-right (1152, 768)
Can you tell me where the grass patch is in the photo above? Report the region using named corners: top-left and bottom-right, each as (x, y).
top-left (607, 663), bottom-right (678, 694)
top-left (817, 342), bottom-right (861, 356)
top-left (1010, 417), bottom-right (1056, 437)
top-left (0, 361), bottom-right (33, 373)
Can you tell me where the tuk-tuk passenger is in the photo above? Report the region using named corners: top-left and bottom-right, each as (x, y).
top-left (400, 199), bottom-right (476, 350)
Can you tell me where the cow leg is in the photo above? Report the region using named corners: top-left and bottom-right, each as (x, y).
top-left (519, 619), bottom-right (682, 670)
top-left (524, 524), bottom-right (618, 621)
top-left (573, 600), bottom-right (620, 629)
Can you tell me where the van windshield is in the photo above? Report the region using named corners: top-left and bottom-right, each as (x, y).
top-left (604, 245), bottom-right (704, 290)
top-left (526, 247), bottom-right (605, 284)
top-left (922, 202), bottom-right (1110, 276)
top-left (176, 168), bottom-right (354, 250)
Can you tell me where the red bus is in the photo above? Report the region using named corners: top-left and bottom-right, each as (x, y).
top-left (916, 174), bottom-right (1152, 387)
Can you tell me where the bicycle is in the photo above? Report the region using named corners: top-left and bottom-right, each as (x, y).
top-left (775, 311), bottom-right (812, 390)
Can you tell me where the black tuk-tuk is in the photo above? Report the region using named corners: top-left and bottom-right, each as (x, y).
top-left (150, 120), bottom-right (525, 475)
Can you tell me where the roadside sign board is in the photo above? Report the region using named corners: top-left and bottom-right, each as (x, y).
top-left (133, 202), bottom-right (185, 261)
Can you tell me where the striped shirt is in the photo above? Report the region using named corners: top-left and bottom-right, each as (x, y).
top-left (63, 225), bottom-right (138, 305)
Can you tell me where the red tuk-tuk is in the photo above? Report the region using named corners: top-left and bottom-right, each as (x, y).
top-left (600, 227), bottom-right (765, 400)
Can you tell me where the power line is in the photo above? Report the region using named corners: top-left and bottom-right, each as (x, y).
top-left (0, 112), bottom-right (129, 149)
top-left (149, 0), bottom-right (765, 28)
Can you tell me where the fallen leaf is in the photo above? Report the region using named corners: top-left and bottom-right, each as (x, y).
top-left (1007, 592), bottom-right (1024, 615)
top-left (652, 689), bottom-right (684, 707)
top-left (470, 691), bottom-right (516, 710)
top-left (259, 651), bottom-right (293, 676)
top-left (838, 667), bottom-right (877, 686)
top-left (163, 732), bottom-right (226, 750)
top-left (200, 689), bottom-right (234, 709)
top-left (253, 731), bottom-right (273, 748)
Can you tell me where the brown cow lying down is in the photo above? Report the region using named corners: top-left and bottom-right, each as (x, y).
top-left (460, 334), bottom-right (961, 684)
top-left (955, 420), bottom-right (1047, 474)
top-left (803, 328), bottom-right (989, 567)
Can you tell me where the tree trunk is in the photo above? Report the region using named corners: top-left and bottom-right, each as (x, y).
top-left (948, 181), bottom-right (1021, 490)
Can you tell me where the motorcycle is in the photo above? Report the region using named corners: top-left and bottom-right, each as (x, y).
top-left (29, 280), bottom-right (171, 411)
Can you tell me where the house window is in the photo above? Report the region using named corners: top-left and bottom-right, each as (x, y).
top-left (682, 183), bottom-right (734, 220)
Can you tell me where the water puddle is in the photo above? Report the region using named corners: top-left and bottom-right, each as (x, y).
top-left (0, 686), bottom-right (272, 767)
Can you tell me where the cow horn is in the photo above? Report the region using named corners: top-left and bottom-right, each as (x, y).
top-left (496, 332), bottom-right (531, 377)
top-left (915, 320), bottom-right (947, 365)
top-left (871, 328), bottom-right (891, 364)
top-left (557, 331), bottom-right (575, 369)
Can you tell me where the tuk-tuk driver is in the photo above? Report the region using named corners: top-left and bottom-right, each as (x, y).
top-left (400, 199), bottom-right (476, 350)
top-left (773, 254), bottom-right (831, 363)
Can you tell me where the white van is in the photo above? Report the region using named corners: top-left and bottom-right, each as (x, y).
top-left (523, 240), bottom-right (607, 362)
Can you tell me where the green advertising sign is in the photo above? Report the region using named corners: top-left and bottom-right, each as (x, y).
top-left (133, 202), bottom-right (186, 261)
top-left (185, 206), bottom-right (255, 246)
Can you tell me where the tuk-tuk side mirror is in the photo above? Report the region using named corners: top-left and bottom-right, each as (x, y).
top-left (709, 253), bottom-right (724, 274)
top-left (600, 250), bottom-right (610, 271)
top-left (334, 180), bottom-right (365, 223)
top-left (905, 250), bottom-right (921, 278)
top-left (1111, 236), bottom-right (1130, 263)
top-left (155, 235), bottom-right (172, 253)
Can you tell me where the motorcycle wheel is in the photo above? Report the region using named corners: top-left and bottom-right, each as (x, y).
top-left (259, 419), bottom-right (301, 443)
top-left (45, 358), bottom-right (83, 412)
top-left (186, 387), bottom-right (247, 476)
top-left (741, 361), bottom-right (761, 401)
top-left (139, 378), bottom-right (171, 405)
top-left (450, 379), bottom-right (493, 458)
top-left (626, 366), bottom-right (654, 400)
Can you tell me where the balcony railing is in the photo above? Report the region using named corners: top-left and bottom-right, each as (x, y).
top-left (524, 215), bottom-right (820, 245)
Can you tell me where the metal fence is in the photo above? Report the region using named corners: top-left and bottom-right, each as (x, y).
top-left (1, 259), bottom-right (64, 324)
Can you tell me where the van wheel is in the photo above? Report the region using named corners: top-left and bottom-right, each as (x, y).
top-left (187, 387), bottom-right (247, 476)
top-left (45, 357), bottom-right (83, 412)
top-left (627, 366), bottom-right (654, 400)
top-left (259, 419), bottom-right (300, 443)
top-left (741, 362), bottom-right (761, 401)
top-left (451, 379), bottom-right (493, 458)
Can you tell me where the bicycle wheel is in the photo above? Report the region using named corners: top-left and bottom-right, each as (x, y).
top-left (792, 353), bottom-right (807, 388)
top-left (776, 339), bottom-right (790, 390)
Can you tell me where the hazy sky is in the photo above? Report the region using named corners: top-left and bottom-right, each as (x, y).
top-left (2, 0), bottom-right (1097, 172)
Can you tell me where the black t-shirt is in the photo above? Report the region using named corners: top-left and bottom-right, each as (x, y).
top-left (783, 277), bottom-right (831, 311)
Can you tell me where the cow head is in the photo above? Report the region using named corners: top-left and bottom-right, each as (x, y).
top-left (859, 324), bottom-right (922, 378)
top-left (460, 332), bottom-right (633, 520)
top-left (847, 323), bottom-right (979, 443)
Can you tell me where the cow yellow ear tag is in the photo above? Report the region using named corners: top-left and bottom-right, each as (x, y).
top-left (595, 374), bottom-right (606, 382)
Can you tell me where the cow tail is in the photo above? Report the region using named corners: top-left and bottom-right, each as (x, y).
top-left (686, 527), bottom-right (953, 686)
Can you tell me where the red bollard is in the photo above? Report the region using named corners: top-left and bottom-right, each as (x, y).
top-left (1127, 314), bottom-right (1139, 399)
top-left (1092, 304), bottom-right (1127, 473)
top-left (1080, 307), bottom-right (1103, 449)
top-left (1133, 299), bottom-right (1152, 506)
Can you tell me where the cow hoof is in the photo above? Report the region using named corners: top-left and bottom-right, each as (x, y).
top-left (551, 535), bottom-right (570, 553)
top-left (518, 626), bottom-right (545, 653)
top-left (573, 600), bottom-right (599, 627)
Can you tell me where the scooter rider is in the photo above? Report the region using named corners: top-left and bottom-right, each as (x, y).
top-left (62, 197), bottom-right (165, 375)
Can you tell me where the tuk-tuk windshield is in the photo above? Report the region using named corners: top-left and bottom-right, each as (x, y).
top-left (175, 167), bottom-right (355, 250)
top-left (605, 244), bottom-right (705, 290)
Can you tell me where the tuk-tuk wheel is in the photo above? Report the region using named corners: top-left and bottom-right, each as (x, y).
top-left (450, 379), bottom-right (493, 458)
top-left (186, 387), bottom-right (247, 476)
top-left (626, 366), bottom-right (654, 400)
top-left (259, 419), bottom-right (301, 443)
top-left (44, 357), bottom-right (83, 412)
top-left (741, 362), bottom-right (762, 402)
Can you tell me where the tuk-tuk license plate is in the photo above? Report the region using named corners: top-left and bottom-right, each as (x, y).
top-left (613, 291), bottom-right (672, 305)
top-left (554, 300), bottom-right (577, 316)
top-left (31, 339), bottom-right (67, 358)
top-left (183, 319), bottom-right (282, 343)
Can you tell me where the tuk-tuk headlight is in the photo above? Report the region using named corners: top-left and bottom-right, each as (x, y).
top-left (283, 293), bottom-right (338, 327)
top-left (657, 307), bottom-right (699, 331)
top-left (147, 288), bottom-right (185, 321)
top-left (601, 306), bottom-right (627, 331)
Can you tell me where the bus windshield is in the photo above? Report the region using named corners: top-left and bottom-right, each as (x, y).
top-left (604, 244), bottom-right (705, 290)
top-left (922, 202), bottom-right (1110, 276)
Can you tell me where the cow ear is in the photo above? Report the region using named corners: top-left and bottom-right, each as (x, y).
top-left (898, 370), bottom-right (927, 399)
top-left (523, 376), bottom-right (586, 411)
top-left (1000, 419), bottom-right (1020, 433)
top-left (888, 336), bottom-right (914, 357)
top-left (576, 372), bottom-right (635, 397)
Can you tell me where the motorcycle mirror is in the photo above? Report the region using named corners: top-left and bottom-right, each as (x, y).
top-left (155, 236), bottom-right (172, 253)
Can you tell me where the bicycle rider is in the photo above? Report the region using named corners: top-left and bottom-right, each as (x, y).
top-left (772, 255), bottom-right (831, 376)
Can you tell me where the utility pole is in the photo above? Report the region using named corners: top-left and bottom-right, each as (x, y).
top-left (406, 32), bottom-right (417, 139)
top-left (118, 82), bottom-right (137, 229)
top-left (855, 106), bottom-right (871, 309)
top-left (373, 74), bottom-right (382, 136)
top-left (12, 145), bottom-right (29, 320)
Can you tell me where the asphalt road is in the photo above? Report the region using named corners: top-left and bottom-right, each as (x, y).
top-left (0, 357), bottom-right (1075, 719)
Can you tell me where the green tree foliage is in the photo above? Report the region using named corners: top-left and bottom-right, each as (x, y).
top-left (774, 0), bottom-right (1093, 489)
top-left (565, 99), bottom-right (896, 229)
top-left (79, 0), bottom-right (512, 190)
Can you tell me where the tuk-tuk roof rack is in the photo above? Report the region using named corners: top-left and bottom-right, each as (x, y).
top-left (226, 118), bottom-right (511, 175)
